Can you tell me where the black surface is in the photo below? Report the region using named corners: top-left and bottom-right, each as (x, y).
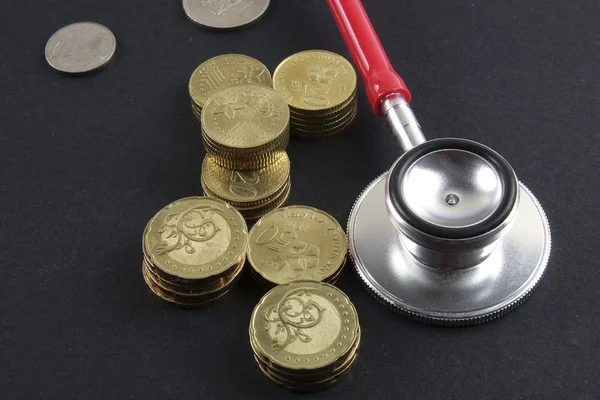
top-left (1, 1), bottom-right (599, 398)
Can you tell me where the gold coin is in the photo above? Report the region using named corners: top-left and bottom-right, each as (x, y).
top-left (288, 88), bottom-right (357, 119)
top-left (247, 206), bottom-right (347, 285)
top-left (189, 54), bottom-right (271, 109)
top-left (201, 172), bottom-right (290, 211)
top-left (202, 139), bottom-right (288, 171)
top-left (143, 256), bottom-right (244, 295)
top-left (255, 350), bottom-right (358, 391)
top-left (292, 111), bottom-right (357, 140)
top-left (143, 196), bottom-right (248, 280)
top-left (254, 357), bottom-right (352, 392)
top-left (291, 105), bottom-right (357, 131)
top-left (249, 281), bottom-right (359, 371)
top-left (192, 101), bottom-right (203, 121)
top-left (289, 98), bottom-right (356, 125)
top-left (142, 264), bottom-right (231, 307)
top-left (290, 95), bottom-right (357, 123)
top-left (236, 179), bottom-right (291, 220)
top-left (273, 50), bottom-right (357, 113)
top-left (251, 324), bottom-right (359, 380)
top-left (201, 84), bottom-right (290, 150)
top-left (201, 153), bottom-right (290, 206)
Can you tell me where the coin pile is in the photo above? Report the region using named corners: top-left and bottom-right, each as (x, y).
top-left (189, 54), bottom-right (272, 118)
top-left (250, 281), bottom-right (361, 392)
top-left (247, 206), bottom-right (348, 288)
top-left (201, 153), bottom-right (291, 221)
top-left (142, 197), bottom-right (248, 307)
top-left (273, 50), bottom-right (358, 139)
top-left (201, 83), bottom-right (290, 170)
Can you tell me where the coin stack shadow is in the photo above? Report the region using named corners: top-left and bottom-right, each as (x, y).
top-left (196, 83), bottom-right (291, 221)
top-left (142, 197), bottom-right (249, 307)
top-left (249, 281), bottom-right (361, 392)
top-left (273, 50), bottom-right (358, 139)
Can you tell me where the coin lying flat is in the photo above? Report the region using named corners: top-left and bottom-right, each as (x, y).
top-left (249, 281), bottom-right (360, 391)
top-left (247, 206), bottom-right (348, 286)
top-left (183, 0), bottom-right (270, 30)
top-left (45, 22), bottom-right (116, 74)
top-left (189, 54), bottom-right (272, 112)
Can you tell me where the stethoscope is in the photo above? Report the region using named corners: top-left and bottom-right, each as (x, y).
top-left (327, 0), bottom-right (551, 325)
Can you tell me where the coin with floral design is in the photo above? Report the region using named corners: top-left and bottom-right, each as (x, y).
top-left (249, 281), bottom-right (359, 371)
top-left (247, 206), bottom-right (347, 285)
top-left (143, 196), bottom-right (248, 280)
top-left (189, 54), bottom-right (272, 110)
top-left (202, 84), bottom-right (289, 149)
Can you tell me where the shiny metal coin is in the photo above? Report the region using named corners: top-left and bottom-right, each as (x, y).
top-left (183, 0), bottom-right (270, 30)
top-left (347, 173), bottom-right (551, 326)
top-left (45, 22), bottom-right (116, 74)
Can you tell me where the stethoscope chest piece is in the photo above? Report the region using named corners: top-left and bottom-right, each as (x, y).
top-left (328, 0), bottom-right (551, 325)
top-left (348, 139), bottom-right (551, 326)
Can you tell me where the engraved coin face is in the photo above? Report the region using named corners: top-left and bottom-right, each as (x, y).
top-left (189, 54), bottom-right (272, 109)
top-left (201, 153), bottom-right (290, 205)
top-left (143, 197), bottom-right (248, 280)
top-left (45, 22), bottom-right (116, 74)
top-left (250, 281), bottom-right (359, 370)
top-left (247, 206), bottom-right (348, 285)
top-left (183, 0), bottom-right (270, 30)
top-left (273, 50), bottom-right (357, 112)
top-left (201, 84), bottom-right (289, 149)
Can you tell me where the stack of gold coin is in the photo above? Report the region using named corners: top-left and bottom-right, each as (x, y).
top-left (273, 50), bottom-right (358, 139)
top-left (201, 84), bottom-right (290, 170)
top-left (201, 152), bottom-right (291, 221)
top-left (142, 197), bottom-right (248, 307)
top-left (189, 54), bottom-right (272, 119)
top-left (246, 206), bottom-right (348, 288)
top-left (249, 281), bottom-right (360, 392)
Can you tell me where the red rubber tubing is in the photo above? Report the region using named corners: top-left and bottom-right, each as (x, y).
top-left (326, 0), bottom-right (411, 115)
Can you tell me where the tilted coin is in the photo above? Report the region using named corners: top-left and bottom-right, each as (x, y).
top-left (143, 196), bottom-right (248, 280)
top-left (236, 180), bottom-right (291, 221)
top-left (247, 206), bottom-right (348, 285)
top-left (45, 22), bottom-right (116, 74)
top-left (183, 0), bottom-right (270, 30)
top-left (201, 84), bottom-right (290, 169)
top-left (189, 54), bottom-right (272, 109)
top-left (201, 153), bottom-right (290, 206)
top-left (249, 281), bottom-right (360, 371)
top-left (273, 50), bottom-right (357, 113)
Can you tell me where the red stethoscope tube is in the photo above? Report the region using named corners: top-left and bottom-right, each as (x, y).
top-left (326, 0), bottom-right (412, 115)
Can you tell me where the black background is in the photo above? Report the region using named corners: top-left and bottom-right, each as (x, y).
top-left (1, 0), bottom-right (599, 398)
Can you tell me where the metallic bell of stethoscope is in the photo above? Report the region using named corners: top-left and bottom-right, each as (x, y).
top-left (329, 0), bottom-right (551, 325)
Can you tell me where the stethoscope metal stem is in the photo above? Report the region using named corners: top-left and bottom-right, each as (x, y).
top-left (381, 94), bottom-right (425, 152)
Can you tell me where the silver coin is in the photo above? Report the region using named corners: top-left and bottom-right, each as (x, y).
top-left (45, 22), bottom-right (116, 74)
top-left (182, 0), bottom-right (270, 30)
